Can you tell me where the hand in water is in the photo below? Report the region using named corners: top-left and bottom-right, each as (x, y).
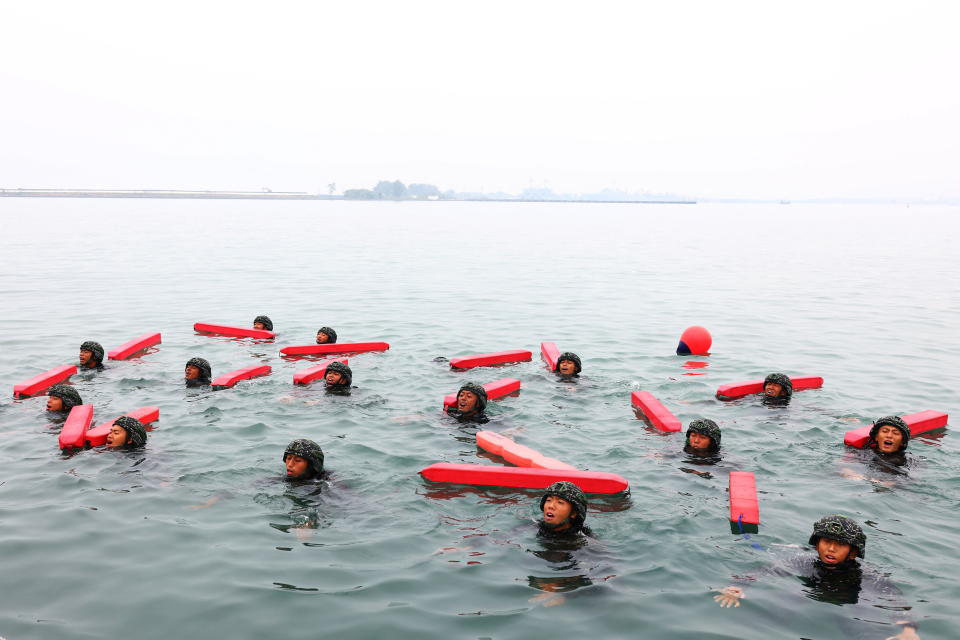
top-left (886, 622), bottom-right (920, 640)
top-left (713, 586), bottom-right (743, 608)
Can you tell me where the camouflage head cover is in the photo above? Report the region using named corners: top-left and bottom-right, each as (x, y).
top-left (555, 352), bottom-right (582, 375)
top-left (283, 438), bottom-right (324, 477)
top-left (325, 361), bottom-right (352, 386)
top-left (113, 416), bottom-right (147, 448)
top-left (539, 481), bottom-right (588, 524)
top-left (868, 415), bottom-right (910, 450)
top-left (48, 384), bottom-right (82, 410)
top-left (80, 341), bottom-right (105, 365)
top-left (185, 357), bottom-right (212, 381)
top-left (317, 327), bottom-right (338, 343)
top-left (808, 514), bottom-right (866, 559)
top-left (763, 373), bottom-right (793, 399)
top-left (458, 382), bottom-right (488, 414)
top-left (686, 418), bottom-right (721, 450)
top-left (254, 315), bottom-right (273, 331)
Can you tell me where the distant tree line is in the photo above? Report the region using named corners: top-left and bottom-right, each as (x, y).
top-left (342, 180), bottom-right (691, 203)
top-left (344, 180), bottom-right (442, 200)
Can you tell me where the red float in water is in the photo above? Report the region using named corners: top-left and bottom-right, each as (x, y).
top-left (631, 391), bottom-right (683, 432)
top-left (677, 326), bottom-right (712, 356)
top-left (58, 404), bottom-right (95, 450)
top-left (13, 364), bottom-right (78, 398)
top-left (211, 365), bottom-right (271, 390)
top-left (85, 406), bottom-right (161, 446)
top-left (476, 431), bottom-right (577, 470)
top-left (540, 342), bottom-right (560, 371)
top-left (108, 332), bottom-right (162, 360)
top-left (729, 471), bottom-right (760, 527)
top-left (443, 378), bottom-right (521, 409)
top-left (419, 462), bottom-right (629, 494)
top-left (843, 410), bottom-right (949, 448)
top-left (280, 342), bottom-right (389, 356)
top-left (293, 358), bottom-right (349, 385)
top-left (716, 375), bottom-right (824, 400)
top-left (194, 323), bottom-right (276, 340)
top-left (449, 350), bottom-right (532, 370)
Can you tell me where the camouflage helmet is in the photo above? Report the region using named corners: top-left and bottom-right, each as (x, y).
top-left (539, 481), bottom-right (588, 523)
top-left (80, 341), bottom-right (105, 365)
top-left (555, 352), bottom-right (582, 375)
top-left (325, 361), bottom-right (352, 386)
top-left (457, 382), bottom-right (488, 414)
top-left (283, 439), bottom-right (324, 477)
top-left (868, 416), bottom-right (910, 451)
top-left (686, 418), bottom-right (721, 450)
top-left (763, 373), bottom-right (794, 400)
top-left (48, 384), bottom-right (83, 411)
top-left (185, 357), bottom-right (212, 381)
top-left (254, 315), bottom-right (273, 331)
top-left (808, 514), bottom-right (866, 559)
top-left (113, 416), bottom-right (147, 448)
top-left (317, 327), bottom-right (338, 343)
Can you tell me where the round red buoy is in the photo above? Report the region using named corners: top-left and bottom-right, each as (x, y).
top-left (677, 326), bottom-right (712, 355)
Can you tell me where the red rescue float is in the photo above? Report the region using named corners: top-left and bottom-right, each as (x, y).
top-left (729, 471), bottom-right (760, 532)
top-left (293, 358), bottom-right (349, 385)
top-left (449, 350), bottom-right (532, 370)
top-left (58, 404), bottom-right (95, 450)
top-left (476, 431), bottom-right (577, 470)
top-left (443, 378), bottom-right (521, 409)
top-left (108, 332), bottom-right (162, 360)
top-left (631, 391), bottom-right (683, 432)
top-left (13, 364), bottom-right (78, 398)
top-left (280, 342), bottom-right (389, 356)
top-left (194, 323), bottom-right (276, 340)
top-left (84, 406), bottom-right (161, 446)
top-left (419, 462), bottom-right (629, 494)
top-left (540, 342), bottom-right (560, 370)
top-left (716, 375), bottom-right (824, 400)
top-left (843, 410), bottom-right (949, 448)
top-left (211, 365), bottom-right (272, 390)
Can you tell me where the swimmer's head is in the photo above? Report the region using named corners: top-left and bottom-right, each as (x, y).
top-left (539, 481), bottom-right (587, 532)
top-left (685, 418), bottom-right (721, 452)
top-left (47, 384), bottom-right (82, 412)
top-left (283, 438), bottom-right (324, 479)
top-left (107, 416), bottom-right (147, 449)
top-left (867, 416), bottom-right (910, 454)
top-left (185, 357), bottom-right (212, 383)
top-left (324, 361), bottom-right (352, 386)
top-left (79, 341), bottom-right (104, 368)
top-left (456, 382), bottom-right (487, 415)
top-left (763, 373), bottom-right (793, 400)
top-left (253, 315), bottom-right (273, 331)
top-left (808, 515), bottom-right (865, 564)
top-left (555, 352), bottom-right (582, 376)
top-left (316, 327), bottom-right (338, 344)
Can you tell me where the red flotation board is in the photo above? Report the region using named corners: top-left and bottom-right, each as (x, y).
top-left (108, 332), bottom-right (162, 360)
top-left (716, 375), bottom-right (824, 400)
top-left (293, 358), bottom-right (349, 385)
top-left (540, 342), bottom-right (560, 370)
top-left (631, 391), bottom-right (683, 432)
top-left (194, 323), bottom-right (276, 340)
top-left (211, 365), bottom-right (271, 390)
top-left (843, 410), bottom-right (949, 448)
top-left (84, 406), bottom-right (160, 446)
top-left (443, 378), bottom-right (521, 409)
top-left (13, 364), bottom-right (78, 399)
top-left (420, 462), bottom-right (629, 494)
top-left (58, 404), bottom-right (95, 450)
top-left (449, 350), bottom-right (532, 370)
top-left (729, 471), bottom-right (760, 527)
top-left (476, 431), bottom-right (577, 470)
top-left (280, 342), bottom-right (389, 356)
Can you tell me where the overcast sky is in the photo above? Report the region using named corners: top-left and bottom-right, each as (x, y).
top-left (1, 1), bottom-right (956, 199)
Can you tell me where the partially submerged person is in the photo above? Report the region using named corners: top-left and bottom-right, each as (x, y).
top-left (79, 341), bottom-right (105, 370)
top-left (867, 416), bottom-right (911, 456)
top-left (283, 439), bottom-right (325, 480)
top-left (684, 418), bottom-right (721, 458)
top-left (253, 315), bottom-right (273, 331)
top-left (184, 357), bottom-right (212, 387)
top-left (539, 481), bottom-right (592, 538)
top-left (714, 515), bottom-right (920, 638)
top-left (446, 382), bottom-right (489, 424)
top-left (316, 327), bottom-right (338, 344)
top-left (324, 361), bottom-right (352, 394)
top-left (555, 352), bottom-right (582, 377)
top-left (105, 416), bottom-right (147, 449)
top-left (46, 384), bottom-right (82, 412)
top-left (762, 373), bottom-right (793, 404)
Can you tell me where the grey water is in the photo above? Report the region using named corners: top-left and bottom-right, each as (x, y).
top-left (1, 199), bottom-right (958, 639)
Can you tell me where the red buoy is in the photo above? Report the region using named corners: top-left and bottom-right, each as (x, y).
top-left (476, 431), bottom-right (577, 470)
top-left (716, 375), bottom-right (823, 400)
top-left (540, 342), bottom-right (560, 371)
top-left (13, 364), bottom-right (78, 399)
top-left (419, 462), bottom-right (629, 494)
top-left (677, 326), bottom-right (712, 356)
top-left (280, 342), bottom-right (389, 356)
top-left (293, 358), bottom-right (349, 385)
top-left (443, 378), bottom-right (520, 409)
top-left (58, 404), bottom-right (94, 450)
top-left (631, 391), bottom-right (683, 432)
top-left (729, 471), bottom-right (760, 530)
top-left (108, 332), bottom-right (162, 360)
top-left (194, 323), bottom-right (276, 340)
top-left (843, 410), bottom-right (949, 448)
top-left (449, 350), bottom-right (532, 370)
top-left (211, 365), bottom-right (271, 390)
top-left (85, 406), bottom-right (161, 446)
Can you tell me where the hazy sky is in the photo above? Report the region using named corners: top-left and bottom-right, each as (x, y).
top-left (2, 1), bottom-right (957, 199)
